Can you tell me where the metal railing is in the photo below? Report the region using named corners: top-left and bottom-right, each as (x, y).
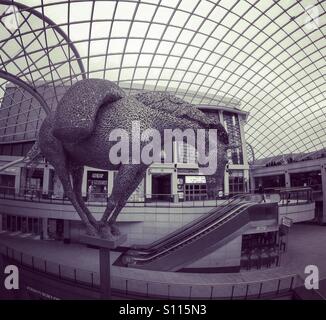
top-left (0, 185), bottom-right (314, 209)
top-left (0, 186), bottom-right (238, 208)
top-left (0, 243), bottom-right (298, 300)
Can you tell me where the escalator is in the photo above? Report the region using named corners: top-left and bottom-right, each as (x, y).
top-left (118, 194), bottom-right (274, 271)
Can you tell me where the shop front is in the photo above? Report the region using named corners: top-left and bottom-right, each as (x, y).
top-left (0, 174), bottom-right (15, 195)
top-left (86, 171), bottom-right (108, 202)
top-left (177, 175), bottom-right (208, 201)
top-left (1, 214), bottom-right (42, 235)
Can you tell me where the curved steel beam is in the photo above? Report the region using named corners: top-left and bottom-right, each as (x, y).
top-left (0, 69), bottom-right (51, 114)
top-left (247, 143), bottom-right (255, 163)
top-left (0, 0), bottom-right (86, 79)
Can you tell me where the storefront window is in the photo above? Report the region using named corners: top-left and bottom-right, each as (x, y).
top-left (87, 171), bottom-right (108, 201)
top-left (254, 174), bottom-right (285, 191)
top-left (290, 171), bottom-right (321, 191)
top-left (0, 174), bottom-right (15, 195)
top-left (229, 170), bottom-right (245, 195)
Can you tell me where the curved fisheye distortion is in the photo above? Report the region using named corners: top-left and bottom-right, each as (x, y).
top-left (0, 0), bottom-right (325, 304)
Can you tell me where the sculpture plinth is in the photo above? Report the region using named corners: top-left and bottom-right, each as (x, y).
top-left (80, 234), bottom-right (127, 300)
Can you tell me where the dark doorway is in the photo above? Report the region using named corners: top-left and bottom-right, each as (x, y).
top-left (152, 174), bottom-right (171, 201)
top-left (0, 174), bottom-right (15, 195)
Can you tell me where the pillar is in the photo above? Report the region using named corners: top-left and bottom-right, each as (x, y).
top-left (107, 171), bottom-right (114, 196)
top-left (42, 218), bottom-right (49, 240)
top-left (14, 169), bottom-right (21, 195)
top-left (321, 164), bottom-right (326, 224)
top-left (242, 169), bottom-right (249, 193)
top-left (171, 170), bottom-right (178, 202)
top-left (239, 115), bottom-right (248, 165)
top-left (42, 167), bottom-right (50, 195)
top-left (20, 167), bottom-right (27, 195)
top-left (79, 234), bottom-right (127, 300)
top-left (285, 170), bottom-right (291, 188)
top-left (145, 169), bottom-right (152, 200)
top-left (249, 170), bottom-right (255, 193)
top-left (224, 170), bottom-right (229, 196)
top-left (173, 140), bottom-right (178, 163)
top-left (63, 220), bottom-right (71, 244)
top-left (99, 248), bottom-right (111, 299)
top-left (0, 213), bottom-right (2, 231)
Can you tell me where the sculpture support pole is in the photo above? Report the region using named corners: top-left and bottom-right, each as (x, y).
top-left (99, 247), bottom-right (111, 299)
top-left (80, 234), bottom-right (127, 300)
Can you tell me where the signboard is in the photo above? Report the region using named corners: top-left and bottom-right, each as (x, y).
top-left (87, 171), bottom-right (108, 181)
top-left (177, 168), bottom-right (199, 174)
top-left (185, 176), bottom-right (206, 184)
top-left (282, 217), bottom-right (293, 228)
top-left (91, 173), bottom-right (105, 179)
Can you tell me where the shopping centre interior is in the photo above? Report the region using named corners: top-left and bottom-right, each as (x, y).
top-left (0, 0), bottom-right (325, 300)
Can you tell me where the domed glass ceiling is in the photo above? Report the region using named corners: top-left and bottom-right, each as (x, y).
top-left (0, 0), bottom-right (325, 159)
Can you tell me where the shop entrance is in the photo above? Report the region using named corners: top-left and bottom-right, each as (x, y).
top-left (152, 174), bottom-right (171, 201)
top-left (26, 168), bottom-right (43, 198)
top-left (0, 174), bottom-right (15, 195)
top-left (87, 171), bottom-right (108, 201)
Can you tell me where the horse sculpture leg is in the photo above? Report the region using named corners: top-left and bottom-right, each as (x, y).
top-left (100, 164), bottom-right (148, 235)
top-left (41, 142), bottom-right (98, 236)
top-left (108, 167), bottom-right (147, 235)
top-left (70, 165), bottom-right (99, 228)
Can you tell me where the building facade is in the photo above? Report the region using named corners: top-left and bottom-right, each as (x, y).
top-left (251, 150), bottom-right (326, 223)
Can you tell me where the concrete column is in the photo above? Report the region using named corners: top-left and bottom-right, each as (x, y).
top-left (14, 169), bottom-right (20, 195)
top-left (42, 167), bottom-right (50, 195)
top-left (145, 169), bottom-right (152, 200)
top-left (107, 171), bottom-right (114, 196)
top-left (219, 110), bottom-right (224, 126)
top-left (238, 116), bottom-right (248, 166)
top-left (224, 170), bottom-right (229, 196)
top-left (42, 218), bottom-right (49, 240)
top-left (285, 170), bottom-right (291, 188)
top-left (173, 141), bottom-right (178, 163)
top-left (82, 167), bottom-right (88, 197)
top-left (321, 164), bottom-right (326, 224)
top-left (99, 248), bottom-right (111, 299)
top-left (20, 167), bottom-right (27, 195)
top-left (243, 169), bottom-right (249, 193)
top-left (63, 220), bottom-right (71, 244)
top-left (171, 170), bottom-right (178, 202)
top-left (249, 170), bottom-right (255, 193)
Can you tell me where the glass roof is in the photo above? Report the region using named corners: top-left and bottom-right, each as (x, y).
top-left (0, 0), bottom-right (325, 159)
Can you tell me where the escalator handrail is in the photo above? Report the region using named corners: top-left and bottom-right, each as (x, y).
top-left (131, 194), bottom-right (250, 253)
top-left (129, 201), bottom-right (256, 264)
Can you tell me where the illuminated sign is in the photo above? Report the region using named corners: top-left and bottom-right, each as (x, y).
top-left (185, 176), bottom-right (206, 184)
top-left (282, 217), bottom-right (293, 228)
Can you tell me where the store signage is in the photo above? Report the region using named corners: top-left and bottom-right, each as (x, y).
top-left (185, 176), bottom-right (206, 184)
top-left (282, 217), bottom-right (293, 228)
top-left (178, 168), bottom-right (199, 174)
top-left (91, 173), bottom-right (104, 179)
top-left (256, 226), bottom-right (267, 231)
